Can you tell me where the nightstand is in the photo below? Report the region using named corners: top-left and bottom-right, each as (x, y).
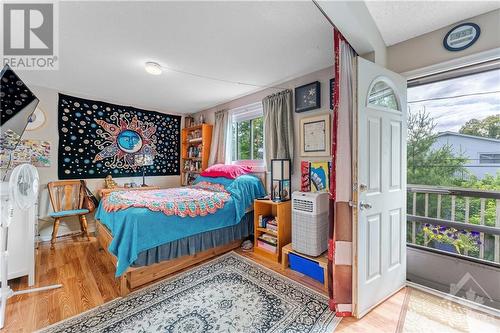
top-left (253, 199), bottom-right (291, 263)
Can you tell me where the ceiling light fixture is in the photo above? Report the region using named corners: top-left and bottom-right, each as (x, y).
top-left (144, 62), bottom-right (163, 75)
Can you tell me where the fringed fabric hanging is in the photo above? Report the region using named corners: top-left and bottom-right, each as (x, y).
top-left (328, 28), bottom-right (357, 317)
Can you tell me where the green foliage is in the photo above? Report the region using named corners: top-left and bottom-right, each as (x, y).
top-left (459, 114), bottom-right (500, 139)
top-left (232, 116), bottom-right (264, 161)
top-left (407, 109), bottom-right (468, 186)
top-left (252, 117), bottom-right (264, 160)
top-left (407, 109), bottom-right (499, 261)
top-left (423, 225), bottom-right (480, 255)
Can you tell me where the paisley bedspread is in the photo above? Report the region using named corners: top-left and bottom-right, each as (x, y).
top-left (102, 182), bottom-right (231, 217)
top-left (96, 175), bottom-right (266, 276)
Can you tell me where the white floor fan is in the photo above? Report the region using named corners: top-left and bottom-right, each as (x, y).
top-left (0, 164), bottom-right (62, 329)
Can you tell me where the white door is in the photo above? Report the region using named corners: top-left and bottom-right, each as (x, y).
top-left (354, 57), bottom-right (407, 318)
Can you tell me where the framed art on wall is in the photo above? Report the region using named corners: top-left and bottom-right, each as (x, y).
top-left (295, 81), bottom-right (321, 113)
top-left (299, 114), bottom-right (330, 157)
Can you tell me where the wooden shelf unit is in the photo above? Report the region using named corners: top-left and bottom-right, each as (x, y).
top-left (253, 199), bottom-right (291, 263)
top-left (181, 124), bottom-right (213, 186)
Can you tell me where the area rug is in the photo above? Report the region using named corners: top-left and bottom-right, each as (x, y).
top-left (39, 252), bottom-right (341, 333)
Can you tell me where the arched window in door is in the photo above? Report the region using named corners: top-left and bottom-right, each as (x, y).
top-left (367, 78), bottom-right (401, 111)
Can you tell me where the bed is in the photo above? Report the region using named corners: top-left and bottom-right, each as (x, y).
top-left (95, 173), bottom-right (266, 295)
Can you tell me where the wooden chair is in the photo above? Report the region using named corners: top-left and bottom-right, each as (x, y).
top-left (47, 180), bottom-right (90, 249)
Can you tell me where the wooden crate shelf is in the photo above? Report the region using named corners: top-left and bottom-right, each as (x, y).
top-left (180, 123), bottom-right (213, 186)
top-left (253, 199), bottom-right (291, 263)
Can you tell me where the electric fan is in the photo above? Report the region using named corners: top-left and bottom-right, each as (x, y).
top-left (0, 164), bottom-right (61, 329)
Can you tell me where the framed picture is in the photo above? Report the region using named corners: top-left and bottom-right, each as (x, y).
top-left (310, 161), bottom-right (330, 192)
top-left (295, 81), bottom-right (321, 113)
top-left (329, 78), bottom-right (335, 110)
top-left (300, 114), bottom-right (330, 157)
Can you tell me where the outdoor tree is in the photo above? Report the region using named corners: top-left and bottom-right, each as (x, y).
top-left (459, 114), bottom-right (500, 139)
top-left (407, 108), bottom-right (468, 186)
top-left (407, 108), bottom-right (499, 260)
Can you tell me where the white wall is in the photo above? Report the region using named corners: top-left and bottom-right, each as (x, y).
top-left (194, 66), bottom-right (334, 193)
top-left (387, 9), bottom-right (500, 74)
top-left (316, 1), bottom-right (387, 65)
top-left (23, 85), bottom-right (183, 241)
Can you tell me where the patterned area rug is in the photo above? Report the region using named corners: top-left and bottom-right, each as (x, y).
top-left (39, 252), bottom-right (340, 333)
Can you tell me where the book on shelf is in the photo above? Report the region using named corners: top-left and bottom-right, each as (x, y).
top-left (258, 215), bottom-right (277, 228)
top-left (182, 172), bottom-right (197, 186)
top-left (258, 234), bottom-right (277, 245)
top-left (257, 239), bottom-right (277, 253)
top-left (266, 224), bottom-right (278, 232)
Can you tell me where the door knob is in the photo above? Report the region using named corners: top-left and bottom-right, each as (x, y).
top-left (359, 201), bottom-right (372, 210)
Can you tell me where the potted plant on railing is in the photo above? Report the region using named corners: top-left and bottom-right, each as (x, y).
top-left (422, 224), bottom-right (481, 255)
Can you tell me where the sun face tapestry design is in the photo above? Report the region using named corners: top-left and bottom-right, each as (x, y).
top-left (58, 94), bottom-right (181, 179)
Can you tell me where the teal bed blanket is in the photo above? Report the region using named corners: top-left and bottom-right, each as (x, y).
top-left (95, 175), bottom-right (265, 276)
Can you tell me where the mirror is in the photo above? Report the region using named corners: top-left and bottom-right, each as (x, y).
top-left (0, 64), bottom-right (39, 177)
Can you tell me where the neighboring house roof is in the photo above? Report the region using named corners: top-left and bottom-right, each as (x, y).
top-left (436, 131), bottom-right (500, 144)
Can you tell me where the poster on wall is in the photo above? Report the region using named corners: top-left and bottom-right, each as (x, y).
top-left (0, 139), bottom-right (51, 168)
top-left (310, 161), bottom-right (330, 192)
top-left (57, 94), bottom-right (181, 179)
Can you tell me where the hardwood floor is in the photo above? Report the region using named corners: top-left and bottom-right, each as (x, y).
top-left (3, 236), bottom-right (482, 333)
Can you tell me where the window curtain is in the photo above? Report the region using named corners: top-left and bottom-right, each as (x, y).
top-left (208, 110), bottom-right (229, 166)
top-left (262, 89), bottom-right (294, 171)
top-left (328, 29), bottom-right (357, 317)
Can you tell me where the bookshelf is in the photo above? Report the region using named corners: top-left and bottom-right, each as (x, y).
top-left (253, 199), bottom-right (291, 263)
top-left (181, 124), bottom-right (213, 186)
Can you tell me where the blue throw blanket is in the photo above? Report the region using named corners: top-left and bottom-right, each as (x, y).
top-left (96, 175), bottom-right (266, 276)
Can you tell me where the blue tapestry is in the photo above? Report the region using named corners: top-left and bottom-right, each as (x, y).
top-left (58, 94), bottom-right (181, 179)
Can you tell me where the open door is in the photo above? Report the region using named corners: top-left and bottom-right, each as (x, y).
top-left (353, 57), bottom-right (407, 318)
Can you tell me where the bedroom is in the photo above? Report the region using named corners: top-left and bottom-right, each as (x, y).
top-left (0, 1), bottom-right (499, 332)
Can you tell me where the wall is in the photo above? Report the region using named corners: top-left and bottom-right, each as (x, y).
top-left (316, 1), bottom-right (387, 65)
top-left (24, 85), bottom-right (183, 241)
top-left (408, 247), bottom-right (500, 310)
top-left (194, 66), bottom-right (334, 193)
top-left (387, 9), bottom-right (500, 74)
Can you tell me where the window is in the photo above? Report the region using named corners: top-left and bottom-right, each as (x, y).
top-left (479, 153), bottom-right (500, 164)
top-left (229, 102), bottom-right (264, 163)
top-left (367, 79), bottom-right (400, 111)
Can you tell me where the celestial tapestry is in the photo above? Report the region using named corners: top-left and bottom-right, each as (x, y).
top-left (58, 94), bottom-right (181, 179)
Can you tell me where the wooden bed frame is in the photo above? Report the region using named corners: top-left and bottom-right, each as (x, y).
top-left (97, 220), bottom-right (242, 296)
top-left (96, 172), bottom-right (265, 296)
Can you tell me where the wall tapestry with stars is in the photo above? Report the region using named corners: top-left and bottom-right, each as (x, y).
top-left (57, 94), bottom-right (181, 179)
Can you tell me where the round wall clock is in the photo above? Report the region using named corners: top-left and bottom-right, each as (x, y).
top-left (26, 106), bottom-right (46, 131)
top-left (443, 23), bottom-right (480, 52)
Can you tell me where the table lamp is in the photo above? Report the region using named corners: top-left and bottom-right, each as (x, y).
top-left (271, 159), bottom-right (291, 202)
top-left (134, 153), bottom-right (154, 187)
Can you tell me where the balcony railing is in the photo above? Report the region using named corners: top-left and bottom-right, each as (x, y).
top-left (407, 184), bottom-right (500, 265)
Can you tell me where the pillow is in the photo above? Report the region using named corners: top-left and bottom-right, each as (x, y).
top-left (201, 164), bottom-right (252, 179)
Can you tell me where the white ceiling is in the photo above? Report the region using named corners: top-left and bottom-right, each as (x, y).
top-left (18, 1), bottom-right (333, 114)
top-left (365, 1), bottom-right (500, 46)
